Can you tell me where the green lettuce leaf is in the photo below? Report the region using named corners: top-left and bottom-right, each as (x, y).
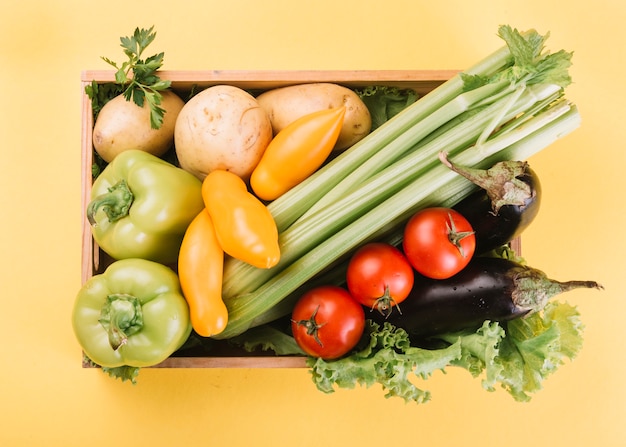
top-left (228, 324), bottom-right (306, 356)
top-left (355, 86), bottom-right (419, 131)
top-left (494, 301), bottom-right (584, 401)
top-left (83, 354), bottom-right (141, 385)
top-left (101, 365), bottom-right (141, 384)
top-left (307, 301), bottom-right (584, 404)
top-left (307, 321), bottom-right (462, 404)
top-left (438, 321), bottom-right (506, 391)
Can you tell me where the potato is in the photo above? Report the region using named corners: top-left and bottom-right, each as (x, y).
top-left (92, 90), bottom-right (185, 163)
top-left (256, 83), bottom-right (372, 151)
top-left (174, 85), bottom-right (273, 181)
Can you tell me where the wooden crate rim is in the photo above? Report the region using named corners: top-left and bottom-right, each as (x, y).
top-left (81, 69), bottom-right (460, 84)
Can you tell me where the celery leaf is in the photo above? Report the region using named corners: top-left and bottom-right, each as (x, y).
top-left (464, 25), bottom-right (573, 91)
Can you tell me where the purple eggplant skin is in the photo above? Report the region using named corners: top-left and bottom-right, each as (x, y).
top-left (453, 164), bottom-right (542, 255)
top-left (370, 257), bottom-right (602, 339)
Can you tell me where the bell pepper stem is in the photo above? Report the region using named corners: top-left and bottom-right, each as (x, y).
top-left (99, 293), bottom-right (144, 351)
top-left (87, 179), bottom-right (134, 226)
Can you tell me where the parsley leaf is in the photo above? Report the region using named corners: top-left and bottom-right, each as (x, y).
top-left (84, 81), bottom-right (124, 118)
top-left (100, 26), bottom-right (171, 129)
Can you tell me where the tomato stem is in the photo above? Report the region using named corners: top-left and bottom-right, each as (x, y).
top-left (373, 285), bottom-right (401, 318)
top-left (446, 212), bottom-right (474, 258)
top-left (293, 305), bottom-right (326, 346)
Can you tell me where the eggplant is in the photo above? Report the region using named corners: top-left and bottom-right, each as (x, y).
top-left (371, 256), bottom-right (602, 338)
top-left (439, 152), bottom-right (541, 254)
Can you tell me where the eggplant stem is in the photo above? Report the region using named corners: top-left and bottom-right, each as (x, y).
top-left (556, 280), bottom-right (604, 292)
top-left (512, 266), bottom-right (604, 313)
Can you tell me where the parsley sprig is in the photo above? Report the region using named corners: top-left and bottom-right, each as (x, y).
top-left (101, 26), bottom-right (172, 129)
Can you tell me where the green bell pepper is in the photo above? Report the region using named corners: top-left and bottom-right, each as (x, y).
top-left (87, 150), bottom-right (204, 265)
top-left (72, 258), bottom-right (192, 368)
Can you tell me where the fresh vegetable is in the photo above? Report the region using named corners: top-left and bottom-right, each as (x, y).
top-left (85, 81), bottom-right (124, 121)
top-left (215, 26), bottom-right (580, 339)
top-left (309, 300), bottom-right (585, 404)
top-left (92, 90), bottom-right (185, 163)
top-left (82, 26), bottom-right (599, 410)
top-left (374, 256), bottom-right (603, 338)
top-left (256, 82), bottom-right (372, 151)
top-left (228, 324), bottom-right (306, 356)
top-left (402, 207), bottom-right (476, 279)
top-left (250, 107), bottom-right (346, 201)
top-left (178, 209), bottom-right (228, 337)
top-left (174, 84), bottom-right (273, 180)
top-left (220, 96), bottom-right (578, 330)
top-left (291, 286), bottom-right (365, 359)
top-left (87, 150), bottom-right (204, 264)
top-left (267, 27), bottom-right (572, 233)
top-left (440, 151), bottom-right (542, 254)
top-left (80, 26), bottom-right (599, 409)
top-left (202, 169), bottom-right (280, 269)
top-left (90, 26), bottom-right (174, 130)
top-left (346, 242), bottom-right (414, 317)
top-left (354, 85), bottom-right (419, 131)
top-left (88, 26), bottom-right (184, 162)
top-left (72, 258), bottom-right (192, 368)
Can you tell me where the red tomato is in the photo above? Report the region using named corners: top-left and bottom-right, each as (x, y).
top-left (291, 286), bottom-right (365, 359)
top-left (346, 242), bottom-right (414, 317)
top-left (402, 207), bottom-right (476, 279)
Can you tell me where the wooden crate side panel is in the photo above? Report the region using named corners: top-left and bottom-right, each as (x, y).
top-left (80, 80), bottom-right (97, 285)
top-left (152, 356), bottom-right (308, 368)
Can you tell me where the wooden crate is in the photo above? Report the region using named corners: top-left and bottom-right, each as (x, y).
top-left (81, 70), bottom-right (519, 368)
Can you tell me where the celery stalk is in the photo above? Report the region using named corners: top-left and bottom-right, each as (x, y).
top-left (295, 81), bottom-right (513, 221)
top-left (297, 83), bottom-right (561, 221)
top-left (216, 26), bottom-right (576, 339)
top-left (267, 47), bottom-right (516, 233)
top-left (215, 101), bottom-right (580, 339)
top-left (267, 26), bottom-right (570, 233)
top-left (221, 83), bottom-right (563, 299)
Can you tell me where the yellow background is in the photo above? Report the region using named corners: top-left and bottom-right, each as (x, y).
top-left (1, 0), bottom-right (624, 445)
